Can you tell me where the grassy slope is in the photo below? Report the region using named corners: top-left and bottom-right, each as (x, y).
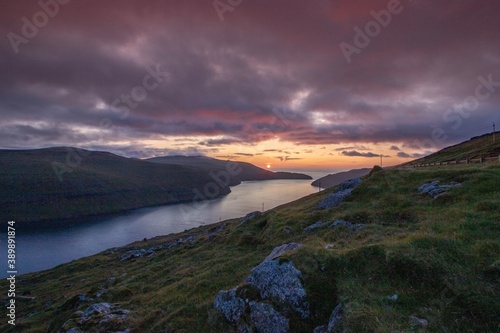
top-left (0, 148), bottom-right (231, 223)
top-left (2, 164), bottom-right (499, 332)
top-left (405, 132), bottom-right (500, 166)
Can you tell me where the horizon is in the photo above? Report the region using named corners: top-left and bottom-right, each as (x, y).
top-left (1, 0), bottom-right (499, 170)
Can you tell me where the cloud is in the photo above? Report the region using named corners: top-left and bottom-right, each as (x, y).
top-left (341, 150), bottom-right (380, 158)
top-left (235, 152), bottom-right (254, 157)
top-left (0, 0), bottom-right (499, 154)
top-left (390, 145), bottom-right (401, 151)
top-left (275, 156), bottom-right (303, 162)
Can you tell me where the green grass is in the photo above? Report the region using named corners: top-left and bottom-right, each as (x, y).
top-left (1, 165), bottom-right (499, 332)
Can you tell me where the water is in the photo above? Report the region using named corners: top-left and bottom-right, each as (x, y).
top-left (1, 178), bottom-right (320, 277)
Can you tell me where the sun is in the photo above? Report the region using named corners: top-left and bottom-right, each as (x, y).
top-left (266, 164), bottom-right (271, 169)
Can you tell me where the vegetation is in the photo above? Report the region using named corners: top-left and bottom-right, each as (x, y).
top-left (405, 132), bottom-right (500, 166)
top-left (0, 148), bottom-right (310, 223)
top-left (1, 162), bottom-right (498, 332)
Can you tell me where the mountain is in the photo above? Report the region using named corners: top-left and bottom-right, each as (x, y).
top-left (0, 147), bottom-right (231, 223)
top-left (3, 160), bottom-right (498, 332)
top-left (404, 132), bottom-right (500, 166)
top-left (147, 155), bottom-right (312, 184)
top-left (0, 149), bottom-right (311, 224)
top-left (311, 168), bottom-right (371, 188)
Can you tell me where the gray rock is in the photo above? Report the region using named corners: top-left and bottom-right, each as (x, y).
top-left (83, 303), bottom-right (113, 317)
top-left (239, 211), bottom-right (262, 226)
top-left (325, 244), bottom-right (335, 249)
top-left (417, 180), bottom-right (461, 198)
top-left (95, 289), bottom-right (109, 298)
top-left (386, 294), bottom-right (398, 301)
top-left (264, 243), bottom-right (303, 262)
top-left (282, 228), bottom-right (293, 235)
top-left (313, 303), bottom-right (344, 333)
top-left (214, 288), bottom-right (246, 324)
top-left (120, 249), bottom-right (147, 261)
top-left (330, 219), bottom-right (364, 232)
top-left (304, 221), bottom-right (326, 232)
top-left (246, 259), bottom-right (309, 318)
top-left (318, 178), bottom-right (362, 209)
top-left (409, 315), bottom-right (429, 328)
top-left (249, 301), bottom-right (289, 333)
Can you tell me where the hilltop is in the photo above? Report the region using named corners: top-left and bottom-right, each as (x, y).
top-left (2, 140), bottom-right (499, 332)
top-left (0, 148), bottom-right (310, 224)
top-left (404, 132), bottom-right (500, 166)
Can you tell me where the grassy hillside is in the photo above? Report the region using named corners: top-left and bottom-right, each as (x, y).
top-left (147, 156), bottom-right (312, 182)
top-left (2, 164), bottom-right (499, 332)
top-left (405, 132), bottom-right (500, 166)
top-left (0, 148), bottom-right (232, 223)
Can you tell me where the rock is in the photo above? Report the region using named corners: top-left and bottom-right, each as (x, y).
top-left (249, 301), bottom-right (289, 333)
top-left (283, 227), bottom-right (293, 235)
top-left (313, 303), bottom-right (344, 333)
top-left (318, 178), bottom-right (362, 209)
top-left (213, 288), bottom-right (246, 324)
top-left (330, 220), bottom-right (364, 232)
top-left (95, 289), bottom-right (109, 298)
top-left (246, 259), bottom-right (309, 318)
top-left (83, 303), bottom-right (113, 317)
top-left (386, 294), bottom-right (398, 301)
top-left (417, 180), bottom-right (461, 198)
top-left (325, 244), bottom-right (334, 249)
top-left (409, 315), bottom-right (429, 328)
top-left (304, 221), bottom-right (326, 232)
top-left (239, 211), bottom-right (262, 226)
top-left (104, 276), bottom-right (116, 287)
top-left (264, 243), bottom-right (303, 262)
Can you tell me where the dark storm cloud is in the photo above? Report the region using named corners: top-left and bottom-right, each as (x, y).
top-left (341, 150), bottom-right (380, 158)
top-left (1, 0), bottom-right (499, 154)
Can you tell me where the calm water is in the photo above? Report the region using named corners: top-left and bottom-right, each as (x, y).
top-left (1, 178), bottom-right (320, 277)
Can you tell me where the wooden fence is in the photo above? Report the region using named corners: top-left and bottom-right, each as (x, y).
top-left (406, 155), bottom-right (500, 168)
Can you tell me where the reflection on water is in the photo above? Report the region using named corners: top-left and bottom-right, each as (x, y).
top-left (1, 179), bottom-right (318, 276)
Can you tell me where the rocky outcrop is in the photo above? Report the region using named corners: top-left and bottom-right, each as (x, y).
top-left (59, 303), bottom-right (130, 333)
top-left (318, 178), bottom-right (362, 209)
top-left (304, 221), bottom-right (326, 232)
top-left (313, 303), bottom-right (344, 333)
top-left (214, 243), bottom-right (309, 332)
top-left (246, 259), bottom-right (310, 318)
top-left (239, 211), bottom-right (262, 227)
top-left (118, 224), bottom-right (228, 261)
top-left (417, 180), bottom-right (461, 198)
top-left (330, 220), bottom-right (364, 232)
top-left (249, 301), bottom-right (289, 333)
top-left (264, 243), bottom-right (303, 262)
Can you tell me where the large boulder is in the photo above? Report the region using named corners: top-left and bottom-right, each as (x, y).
top-left (213, 288), bottom-right (246, 324)
top-left (318, 178), bottom-right (362, 209)
top-left (313, 303), bottom-right (344, 333)
top-left (214, 243), bottom-right (310, 332)
top-left (246, 259), bottom-right (310, 319)
top-left (417, 180), bottom-right (460, 198)
top-left (249, 301), bottom-right (289, 333)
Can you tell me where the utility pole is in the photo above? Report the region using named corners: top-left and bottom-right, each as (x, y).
top-left (380, 155), bottom-right (383, 167)
top-left (318, 181), bottom-right (321, 193)
top-left (494, 122), bottom-right (496, 143)
top-left (262, 203), bottom-right (264, 212)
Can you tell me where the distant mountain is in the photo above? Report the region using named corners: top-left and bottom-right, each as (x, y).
top-left (311, 168), bottom-right (371, 189)
top-left (403, 132), bottom-right (500, 166)
top-left (146, 155), bottom-right (312, 184)
top-left (0, 148), bottom-right (232, 223)
top-left (0, 148), bottom-right (311, 224)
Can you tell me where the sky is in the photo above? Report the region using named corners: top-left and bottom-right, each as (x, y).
top-left (1, 0), bottom-right (499, 172)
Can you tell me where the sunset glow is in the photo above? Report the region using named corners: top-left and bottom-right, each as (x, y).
top-left (1, 0), bottom-right (498, 171)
